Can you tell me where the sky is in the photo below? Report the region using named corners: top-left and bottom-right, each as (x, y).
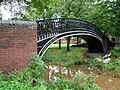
top-left (0, 5), bottom-right (11, 20)
top-left (0, 1), bottom-right (26, 20)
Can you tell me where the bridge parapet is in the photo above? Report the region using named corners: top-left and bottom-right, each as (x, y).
top-left (36, 18), bottom-right (104, 41)
top-left (0, 20), bottom-right (36, 25)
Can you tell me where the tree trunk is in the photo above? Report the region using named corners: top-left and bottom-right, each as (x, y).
top-left (58, 39), bottom-right (61, 49)
top-left (67, 37), bottom-right (70, 51)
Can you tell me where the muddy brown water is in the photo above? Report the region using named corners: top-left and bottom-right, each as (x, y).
top-left (44, 64), bottom-right (120, 90)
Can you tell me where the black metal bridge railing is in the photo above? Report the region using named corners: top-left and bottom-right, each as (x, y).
top-left (36, 18), bottom-right (104, 42)
top-left (36, 18), bottom-right (114, 57)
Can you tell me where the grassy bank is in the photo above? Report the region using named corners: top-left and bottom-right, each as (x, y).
top-left (43, 44), bottom-right (88, 66)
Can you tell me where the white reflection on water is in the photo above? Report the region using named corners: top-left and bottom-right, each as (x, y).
top-left (44, 64), bottom-right (120, 90)
top-left (46, 64), bottom-right (89, 81)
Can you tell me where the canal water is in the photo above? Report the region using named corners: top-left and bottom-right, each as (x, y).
top-left (44, 64), bottom-right (120, 90)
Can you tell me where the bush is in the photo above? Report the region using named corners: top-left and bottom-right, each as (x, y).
top-left (0, 54), bottom-right (47, 90)
top-left (111, 43), bottom-right (120, 58)
top-left (85, 44), bottom-right (120, 76)
top-left (47, 72), bottom-right (101, 90)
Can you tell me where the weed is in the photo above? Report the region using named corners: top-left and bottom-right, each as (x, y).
top-left (0, 54), bottom-right (102, 90)
top-left (85, 43), bottom-right (120, 76)
top-left (0, 54), bottom-right (47, 90)
top-left (47, 72), bottom-right (101, 90)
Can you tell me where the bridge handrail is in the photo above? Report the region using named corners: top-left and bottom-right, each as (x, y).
top-left (36, 18), bottom-right (104, 40)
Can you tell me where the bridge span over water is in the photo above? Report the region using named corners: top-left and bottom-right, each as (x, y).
top-left (37, 18), bottom-right (114, 57)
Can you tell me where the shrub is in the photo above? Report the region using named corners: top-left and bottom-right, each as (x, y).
top-left (111, 43), bottom-right (120, 58)
top-left (0, 54), bottom-right (47, 90)
top-left (47, 72), bottom-right (101, 90)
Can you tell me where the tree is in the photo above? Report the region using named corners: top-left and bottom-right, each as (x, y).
top-left (0, 0), bottom-right (26, 20)
top-left (97, 0), bottom-right (120, 38)
top-left (55, 0), bottom-right (119, 38)
top-left (19, 0), bottom-right (58, 20)
top-left (67, 36), bottom-right (70, 51)
top-left (114, 0), bottom-right (120, 37)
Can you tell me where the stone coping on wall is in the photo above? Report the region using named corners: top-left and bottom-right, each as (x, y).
top-left (0, 20), bottom-right (37, 25)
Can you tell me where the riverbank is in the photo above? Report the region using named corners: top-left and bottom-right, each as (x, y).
top-left (43, 43), bottom-right (120, 89)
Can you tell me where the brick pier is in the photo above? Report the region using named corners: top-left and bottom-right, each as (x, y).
top-left (0, 20), bottom-right (37, 74)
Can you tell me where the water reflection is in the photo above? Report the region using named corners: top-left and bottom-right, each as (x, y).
top-left (44, 64), bottom-right (90, 81)
top-left (44, 64), bottom-right (120, 90)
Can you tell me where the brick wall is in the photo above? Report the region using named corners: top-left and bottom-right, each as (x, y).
top-left (0, 20), bottom-right (37, 74)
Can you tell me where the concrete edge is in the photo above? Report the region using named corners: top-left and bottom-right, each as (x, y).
top-left (0, 20), bottom-right (37, 25)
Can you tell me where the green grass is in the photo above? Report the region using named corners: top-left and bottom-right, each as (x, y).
top-left (43, 44), bottom-right (88, 66)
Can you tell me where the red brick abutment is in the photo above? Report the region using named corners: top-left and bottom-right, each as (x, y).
top-left (0, 20), bottom-right (37, 74)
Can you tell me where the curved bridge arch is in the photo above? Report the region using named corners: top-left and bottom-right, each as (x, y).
top-left (38, 30), bottom-right (104, 57)
top-left (37, 18), bottom-right (114, 57)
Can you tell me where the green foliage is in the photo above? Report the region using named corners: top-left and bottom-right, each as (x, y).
top-left (63, 0), bottom-right (119, 37)
top-left (85, 44), bottom-right (120, 77)
top-left (86, 58), bottom-right (111, 73)
top-left (19, 0), bottom-right (59, 20)
top-left (0, 54), bottom-right (47, 90)
top-left (27, 54), bottom-right (47, 79)
top-left (111, 43), bottom-right (120, 58)
top-left (47, 73), bottom-right (101, 90)
top-left (85, 58), bottom-right (120, 77)
top-left (112, 0), bottom-right (120, 37)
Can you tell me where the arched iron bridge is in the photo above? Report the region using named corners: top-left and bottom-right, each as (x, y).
top-left (36, 18), bottom-right (114, 57)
